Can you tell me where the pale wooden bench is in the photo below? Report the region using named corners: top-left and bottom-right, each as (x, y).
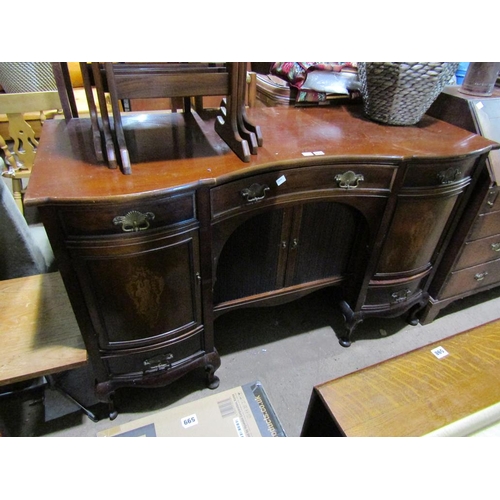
top-left (301, 318), bottom-right (500, 436)
top-left (0, 271), bottom-right (86, 386)
top-left (0, 272), bottom-right (96, 432)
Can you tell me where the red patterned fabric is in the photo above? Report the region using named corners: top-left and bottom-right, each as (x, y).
top-left (271, 62), bottom-right (356, 89)
top-left (270, 62), bottom-right (358, 105)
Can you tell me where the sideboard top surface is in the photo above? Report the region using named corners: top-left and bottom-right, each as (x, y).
top-left (25, 104), bottom-right (499, 205)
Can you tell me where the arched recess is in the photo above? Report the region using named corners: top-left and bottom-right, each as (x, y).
top-left (213, 200), bottom-right (372, 306)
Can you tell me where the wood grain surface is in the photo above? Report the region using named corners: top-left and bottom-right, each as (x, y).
top-left (314, 319), bottom-right (500, 436)
top-left (0, 272), bottom-right (86, 385)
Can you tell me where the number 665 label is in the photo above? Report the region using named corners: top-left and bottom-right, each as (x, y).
top-left (431, 346), bottom-right (449, 359)
top-left (181, 414), bottom-right (198, 429)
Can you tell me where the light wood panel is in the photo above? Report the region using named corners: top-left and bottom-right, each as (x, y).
top-left (304, 319), bottom-right (500, 436)
top-left (0, 272), bottom-right (86, 385)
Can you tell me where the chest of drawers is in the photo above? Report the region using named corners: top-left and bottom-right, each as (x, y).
top-left (421, 87), bottom-right (500, 323)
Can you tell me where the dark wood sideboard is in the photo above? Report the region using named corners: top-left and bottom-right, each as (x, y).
top-left (25, 105), bottom-right (498, 417)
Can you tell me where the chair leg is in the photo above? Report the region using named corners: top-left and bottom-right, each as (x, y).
top-left (104, 63), bottom-right (132, 174)
top-left (51, 62), bottom-right (78, 122)
top-left (215, 98), bottom-right (251, 162)
top-left (80, 62), bottom-right (104, 162)
top-left (45, 374), bottom-right (100, 422)
top-left (92, 63), bottom-right (119, 170)
top-left (214, 63), bottom-right (251, 162)
top-left (235, 62), bottom-right (259, 152)
top-left (11, 178), bottom-right (24, 215)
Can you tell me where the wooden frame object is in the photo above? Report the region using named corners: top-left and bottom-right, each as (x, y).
top-left (0, 90), bottom-right (62, 214)
top-left (52, 62), bottom-right (262, 174)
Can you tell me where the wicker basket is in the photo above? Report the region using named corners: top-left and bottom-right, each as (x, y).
top-left (357, 62), bottom-right (458, 125)
top-left (0, 62), bottom-right (57, 93)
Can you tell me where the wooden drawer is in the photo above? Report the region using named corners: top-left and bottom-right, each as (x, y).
top-left (468, 210), bottom-right (500, 241)
top-left (211, 164), bottom-right (396, 219)
top-left (57, 192), bottom-right (196, 237)
top-left (103, 329), bottom-right (203, 376)
top-left (440, 258), bottom-right (500, 300)
top-left (365, 278), bottom-right (423, 307)
top-left (403, 157), bottom-right (477, 188)
top-left (454, 233), bottom-right (500, 270)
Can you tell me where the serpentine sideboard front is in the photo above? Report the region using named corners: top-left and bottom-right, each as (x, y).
top-left (25, 105), bottom-right (499, 417)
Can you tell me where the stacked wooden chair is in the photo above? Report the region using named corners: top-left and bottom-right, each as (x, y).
top-left (0, 90), bottom-right (62, 215)
top-left (52, 62), bottom-right (262, 174)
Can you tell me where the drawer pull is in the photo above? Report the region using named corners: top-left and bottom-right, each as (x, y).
top-left (486, 189), bottom-right (498, 208)
top-left (335, 171), bottom-right (364, 189)
top-left (474, 272), bottom-right (489, 282)
top-left (437, 167), bottom-right (462, 185)
top-left (241, 183), bottom-right (270, 203)
top-left (143, 352), bottom-right (174, 374)
top-left (491, 243), bottom-right (500, 252)
top-left (391, 289), bottom-right (411, 304)
top-left (113, 210), bottom-right (155, 232)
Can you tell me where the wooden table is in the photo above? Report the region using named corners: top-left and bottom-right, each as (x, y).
top-left (0, 272), bottom-right (87, 386)
top-left (301, 319), bottom-right (500, 436)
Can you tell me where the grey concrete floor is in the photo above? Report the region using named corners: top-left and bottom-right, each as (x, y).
top-left (22, 285), bottom-right (500, 437)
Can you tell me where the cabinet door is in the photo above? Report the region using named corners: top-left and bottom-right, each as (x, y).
top-left (213, 201), bottom-right (370, 305)
top-left (285, 202), bottom-right (368, 287)
top-left (376, 159), bottom-right (479, 277)
top-left (214, 209), bottom-right (288, 303)
top-left (375, 193), bottom-right (461, 275)
top-left (68, 228), bottom-right (201, 350)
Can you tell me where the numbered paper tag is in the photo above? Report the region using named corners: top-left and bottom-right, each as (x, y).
top-left (276, 175), bottom-right (286, 186)
top-left (181, 413), bottom-right (198, 429)
top-left (431, 346), bottom-right (449, 359)
top-left (301, 151), bottom-right (325, 156)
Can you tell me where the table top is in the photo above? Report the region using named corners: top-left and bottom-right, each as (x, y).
top-left (0, 272), bottom-right (87, 386)
top-left (25, 105), bottom-right (499, 206)
top-left (315, 318), bottom-right (500, 436)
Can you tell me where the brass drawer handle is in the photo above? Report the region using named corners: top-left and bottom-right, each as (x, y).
top-left (391, 289), bottom-right (411, 304)
top-left (474, 272), bottom-right (489, 282)
top-left (491, 243), bottom-right (500, 252)
top-left (486, 189), bottom-right (498, 208)
top-left (437, 167), bottom-right (462, 185)
top-left (335, 171), bottom-right (364, 189)
top-left (143, 352), bottom-right (174, 374)
top-left (241, 183), bottom-right (270, 203)
top-left (113, 210), bottom-right (155, 232)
